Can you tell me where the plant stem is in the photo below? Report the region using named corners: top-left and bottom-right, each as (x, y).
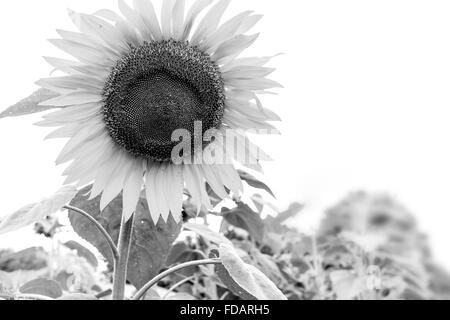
top-left (132, 259), bottom-right (222, 301)
top-left (64, 205), bottom-right (119, 262)
top-left (112, 213), bottom-right (135, 300)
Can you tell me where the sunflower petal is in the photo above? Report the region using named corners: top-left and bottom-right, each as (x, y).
top-left (172, 0), bottom-right (186, 40)
top-left (55, 121), bottom-right (104, 164)
top-left (122, 159), bottom-right (144, 221)
top-left (145, 162), bottom-right (161, 224)
top-left (99, 153), bottom-right (132, 210)
top-left (236, 14), bottom-right (262, 35)
top-left (200, 165), bottom-right (229, 199)
top-left (133, 0), bottom-right (162, 40)
top-left (215, 164), bottom-right (243, 195)
top-left (183, 164), bottom-right (203, 214)
top-left (77, 13), bottom-right (126, 54)
top-left (90, 147), bottom-right (124, 199)
top-left (118, 0), bottom-right (152, 40)
top-left (48, 39), bottom-right (111, 66)
top-left (221, 54), bottom-right (280, 72)
top-left (161, 0), bottom-right (176, 40)
top-left (166, 165), bottom-right (184, 223)
top-left (156, 163), bottom-right (171, 222)
top-left (190, 0), bottom-right (231, 45)
top-left (225, 78), bottom-right (283, 91)
top-left (223, 66), bottom-right (275, 81)
top-left (39, 91), bottom-right (102, 107)
top-left (203, 11), bottom-right (252, 52)
top-left (181, 0), bottom-right (212, 41)
top-left (212, 33), bottom-right (259, 63)
top-left (94, 9), bottom-right (123, 23)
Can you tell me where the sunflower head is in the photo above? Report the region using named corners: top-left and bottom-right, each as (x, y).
top-left (103, 39), bottom-right (226, 161)
top-left (37, 0), bottom-right (282, 223)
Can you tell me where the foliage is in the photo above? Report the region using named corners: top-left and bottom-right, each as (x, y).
top-left (0, 174), bottom-right (449, 300)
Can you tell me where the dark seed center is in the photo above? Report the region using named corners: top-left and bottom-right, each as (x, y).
top-left (103, 40), bottom-right (225, 162)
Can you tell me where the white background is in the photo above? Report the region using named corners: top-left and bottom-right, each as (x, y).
top-left (1, 0), bottom-right (450, 268)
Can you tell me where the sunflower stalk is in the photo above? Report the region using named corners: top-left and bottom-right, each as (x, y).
top-left (64, 205), bottom-right (119, 262)
top-left (112, 213), bottom-right (135, 300)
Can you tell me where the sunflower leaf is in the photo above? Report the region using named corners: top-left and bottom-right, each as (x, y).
top-left (238, 170), bottom-right (275, 198)
top-left (0, 89), bottom-right (58, 119)
top-left (63, 241), bottom-right (98, 268)
top-left (0, 186), bottom-right (77, 235)
top-left (19, 279), bottom-right (63, 299)
top-left (221, 203), bottom-right (265, 243)
top-left (184, 223), bottom-right (232, 246)
top-left (217, 244), bottom-right (287, 300)
top-left (165, 242), bottom-right (205, 277)
top-left (68, 186), bottom-right (182, 289)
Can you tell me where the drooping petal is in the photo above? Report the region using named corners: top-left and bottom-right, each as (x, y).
top-left (155, 162), bottom-right (171, 222)
top-left (99, 152), bottom-right (133, 210)
top-left (183, 164), bottom-right (203, 214)
top-left (122, 159), bottom-right (144, 220)
top-left (55, 121), bottom-right (105, 164)
top-left (200, 165), bottom-right (229, 199)
top-left (145, 162), bottom-right (162, 224)
top-left (165, 165), bottom-right (184, 222)
top-left (214, 164), bottom-right (243, 195)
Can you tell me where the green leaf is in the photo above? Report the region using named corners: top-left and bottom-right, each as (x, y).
top-left (184, 223), bottom-right (232, 246)
top-left (0, 247), bottom-right (48, 272)
top-left (19, 279), bottom-right (63, 299)
top-left (0, 89), bottom-right (58, 119)
top-left (165, 242), bottom-right (204, 277)
top-left (238, 170), bottom-right (275, 198)
top-left (222, 203), bottom-right (265, 243)
top-left (218, 244), bottom-right (287, 300)
top-left (68, 186), bottom-right (182, 289)
top-left (0, 186), bottom-right (77, 235)
top-left (63, 241), bottom-right (98, 268)
top-left (212, 250), bottom-right (256, 300)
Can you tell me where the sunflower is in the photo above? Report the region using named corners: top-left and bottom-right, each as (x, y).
top-left (37, 0), bottom-right (281, 223)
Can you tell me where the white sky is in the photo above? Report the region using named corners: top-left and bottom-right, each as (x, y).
top-left (1, 0), bottom-right (450, 269)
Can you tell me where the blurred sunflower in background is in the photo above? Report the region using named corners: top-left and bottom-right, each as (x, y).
top-left (36, 0), bottom-right (281, 223)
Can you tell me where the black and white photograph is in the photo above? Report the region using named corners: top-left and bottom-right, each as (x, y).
top-left (1, 0), bottom-right (450, 307)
